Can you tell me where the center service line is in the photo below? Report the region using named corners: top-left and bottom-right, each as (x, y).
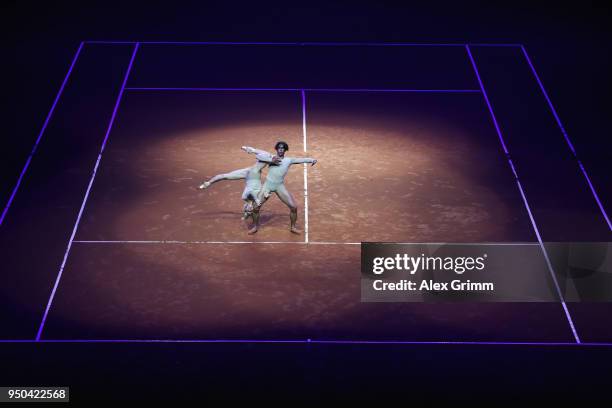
top-left (301, 89), bottom-right (309, 243)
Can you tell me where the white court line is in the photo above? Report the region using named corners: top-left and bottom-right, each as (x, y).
top-left (301, 89), bottom-right (309, 243)
top-left (72, 240), bottom-right (538, 245)
top-left (72, 240), bottom-right (359, 245)
top-left (73, 240), bottom-right (310, 244)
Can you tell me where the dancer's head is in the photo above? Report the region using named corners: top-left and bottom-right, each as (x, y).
top-left (275, 141), bottom-right (289, 157)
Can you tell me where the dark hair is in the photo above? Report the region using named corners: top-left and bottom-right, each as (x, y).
top-left (275, 141), bottom-right (289, 151)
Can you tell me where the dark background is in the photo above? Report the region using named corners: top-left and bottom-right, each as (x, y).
top-left (2, 0), bottom-right (612, 403)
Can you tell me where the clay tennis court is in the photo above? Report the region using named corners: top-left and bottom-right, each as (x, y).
top-left (0, 42), bottom-right (610, 344)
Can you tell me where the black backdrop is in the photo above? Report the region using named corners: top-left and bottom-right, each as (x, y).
top-left (2, 0), bottom-right (611, 403)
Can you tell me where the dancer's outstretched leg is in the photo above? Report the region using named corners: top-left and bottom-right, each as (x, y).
top-left (198, 168), bottom-right (249, 190)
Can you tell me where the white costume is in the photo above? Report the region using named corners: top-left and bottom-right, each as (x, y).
top-left (240, 150), bottom-right (274, 204)
top-left (261, 156), bottom-right (316, 198)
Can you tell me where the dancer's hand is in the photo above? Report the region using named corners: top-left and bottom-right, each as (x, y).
top-left (311, 159), bottom-right (317, 166)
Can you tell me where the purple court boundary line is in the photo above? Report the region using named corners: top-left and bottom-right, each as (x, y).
top-left (0, 42), bottom-right (85, 227)
top-left (34, 43), bottom-right (141, 342)
top-left (0, 339), bottom-right (610, 346)
top-left (126, 87), bottom-right (481, 93)
top-left (84, 41), bottom-right (523, 47)
top-left (466, 45), bottom-right (581, 344)
top-left (11, 41), bottom-right (596, 347)
top-left (520, 45), bottom-right (611, 231)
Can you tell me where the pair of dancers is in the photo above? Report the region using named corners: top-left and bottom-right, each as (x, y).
top-left (198, 141), bottom-right (317, 234)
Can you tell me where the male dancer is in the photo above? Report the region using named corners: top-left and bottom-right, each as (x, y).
top-left (198, 147), bottom-right (279, 221)
top-left (247, 141), bottom-right (317, 234)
